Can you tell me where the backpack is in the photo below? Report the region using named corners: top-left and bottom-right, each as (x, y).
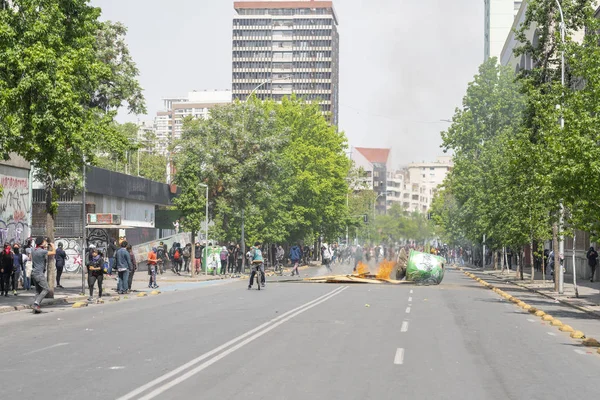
top-left (174, 249), bottom-right (181, 260)
top-left (183, 247), bottom-right (190, 258)
top-left (157, 247), bottom-right (165, 259)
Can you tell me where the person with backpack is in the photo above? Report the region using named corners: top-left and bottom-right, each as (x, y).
top-left (289, 243), bottom-right (302, 277)
top-left (587, 246), bottom-right (598, 282)
top-left (182, 243), bottom-right (191, 273)
top-left (248, 242), bottom-right (266, 289)
top-left (55, 242), bottom-right (68, 288)
top-left (220, 246), bottom-right (229, 275)
top-left (171, 244), bottom-right (182, 275)
top-left (157, 242), bottom-right (168, 275)
top-left (87, 248), bottom-right (105, 302)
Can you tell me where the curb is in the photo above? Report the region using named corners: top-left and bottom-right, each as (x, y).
top-left (485, 271), bottom-right (600, 319)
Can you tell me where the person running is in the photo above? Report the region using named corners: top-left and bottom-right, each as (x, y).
top-left (147, 247), bottom-right (159, 289)
top-left (55, 242), bottom-right (68, 288)
top-left (115, 241), bottom-right (132, 295)
top-left (289, 243), bottom-right (302, 277)
top-left (31, 237), bottom-right (56, 313)
top-left (353, 245), bottom-right (364, 272)
top-left (87, 249), bottom-right (105, 301)
top-left (0, 243), bottom-right (14, 297)
top-left (127, 244), bottom-right (137, 291)
top-left (248, 242), bottom-right (265, 289)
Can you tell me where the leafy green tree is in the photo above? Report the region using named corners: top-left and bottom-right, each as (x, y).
top-left (0, 2), bottom-right (144, 295)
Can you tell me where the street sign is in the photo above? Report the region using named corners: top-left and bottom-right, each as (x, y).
top-left (87, 213), bottom-right (121, 225)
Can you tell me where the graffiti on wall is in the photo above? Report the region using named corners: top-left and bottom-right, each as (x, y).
top-left (132, 232), bottom-right (191, 264)
top-left (88, 228), bottom-right (110, 254)
top-left (0, 175), bottom-right (30, 245)
top-left (55, 238), bottom-right (83, 273)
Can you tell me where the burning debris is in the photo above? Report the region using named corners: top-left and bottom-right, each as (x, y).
top-left (303, 250), bottom-right (445, 285)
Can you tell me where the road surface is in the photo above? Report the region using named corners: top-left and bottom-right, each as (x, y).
top-left (0, 268), bottom-right (598, 399)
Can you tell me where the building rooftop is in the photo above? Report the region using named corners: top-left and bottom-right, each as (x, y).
top-left (355, 147), bottom-right (391, 164)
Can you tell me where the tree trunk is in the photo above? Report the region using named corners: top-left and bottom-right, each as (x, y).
top-left (45, 183), bottom-right (56, 298)
top-left (519, 249), bottom-right (524, 280)
top-left (501, 247), bottom-right (506, 274)
top-left (553, 223), bottom-right (559, 292)
top-left (493, 251), bottom-right (498, 270)
top-left (191, 229), bottom-right (196, 277)
top-left (530, 238), bottom-right (535, 283)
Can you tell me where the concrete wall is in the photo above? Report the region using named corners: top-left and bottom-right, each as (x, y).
top-left (0, 156), bottom-right (31, 244)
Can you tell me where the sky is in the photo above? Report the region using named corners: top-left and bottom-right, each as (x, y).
top-left (92, 0), bottom-right (483, 168)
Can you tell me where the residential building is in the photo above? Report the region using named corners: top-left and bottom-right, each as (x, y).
top-left (232, 0), bottom-right (340, 126)
top-left (350, 147), bottom-right (391, 214)
top-left (484, 0), bottom-right (521, 60)
top-left (153, 90), bottom-right (232, 149)
top-left (387, 156), bottom-right (453, 214)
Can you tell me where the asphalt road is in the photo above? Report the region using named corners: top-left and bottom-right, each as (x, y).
top-left (0, 267), bottom-right (599, 399)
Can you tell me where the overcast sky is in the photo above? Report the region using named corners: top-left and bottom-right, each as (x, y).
top-left (92, 0), bottom-right (483, 167)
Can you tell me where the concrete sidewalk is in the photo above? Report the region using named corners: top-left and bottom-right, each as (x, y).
top-left (476, 266), bottom-right (600, 317)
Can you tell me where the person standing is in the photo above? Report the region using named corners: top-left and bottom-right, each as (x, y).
top-left (127, 244), bottom-right (137, 291)
top-left (11, 244), bottom-right (23, 296)
top-left (87, 249), bottom-right (105, 301)
top-left (31, 237), bottom-right (56, 313)
top-left (55, 242), bottom-right (68, 288)
top-left (587, 246), bottom-right (598, 282)
top-left (182, 243), bottom-right (191, 273)
top-left (194, 242), bottom-right (202, 274)
top-left (0, 244), bottom-right (14, 296)
top-left (220, 246), bottom-right (228, 275)
top-left (147, 247), bottom-right (158, 289)
top-left (115, 241), bottom-right (132, 295)
top-left (157, 242), bottom-right (168, 275)
top-left (107, 238), bottom-right (118, 276)
top-left (228, 243), bottom-right (236, 274)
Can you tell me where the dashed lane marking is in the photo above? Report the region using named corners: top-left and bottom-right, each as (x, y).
top-left (401, 321), bottom-right (409, 332)
top-left (394, 348), bottom-right (405, 365)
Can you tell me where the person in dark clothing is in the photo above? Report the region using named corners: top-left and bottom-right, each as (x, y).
top-left (87, 249), bottom-right (105, 301)
top-left (182, 243), bottom-right (191, 273)
top-left (228, 243), bottom-right (236, 273)
top-left (587, 246), bottom-right (598, 282)
top-left (194, 242), bottom-right (202, 274)
top-left (127, 244), bottom-right (137, 290)
top-left (31, 237), bottom-right (56, 313)
top-left (0, 244), bottom-right (14, 296)
top-left (234, 244), bottom-right (242, 274)
top-left (11, 244), bottom-right (23, 295)
top-left (115, 241), bottom-right (132, 294)
top-left (55, 242), bottom-right (68, 288)
top-left (107, 238), bottom-right (118, 276)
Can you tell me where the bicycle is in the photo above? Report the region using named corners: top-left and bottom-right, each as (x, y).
top-left (250, 261), bottom-right (265, 290)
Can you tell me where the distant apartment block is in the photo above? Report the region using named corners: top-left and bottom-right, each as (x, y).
top-left (387, 156), bottom-right (453, 214)
top-left (350, 147), bottom-right (391, 215)
top-left (153, 90), bottom-right (232, 152)
top-left (232, 0), bottom-right (340, 126)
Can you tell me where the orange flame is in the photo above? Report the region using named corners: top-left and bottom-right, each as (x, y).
top-left (376, 260), bottom-right (394, 280)
top-left (355, 262), bottom-right (369, 277)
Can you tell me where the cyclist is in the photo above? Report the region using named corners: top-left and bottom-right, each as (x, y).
top-left (248, 242), bottom-right (265, 289)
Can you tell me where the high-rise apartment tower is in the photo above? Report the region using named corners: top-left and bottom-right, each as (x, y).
top-left (232, 0), bottom-right (340, 126)
top-left (484, 0), bottom-right (521, 60)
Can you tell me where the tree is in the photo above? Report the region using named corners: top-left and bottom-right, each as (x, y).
top-left (0, 2), bottom-right (145, 295)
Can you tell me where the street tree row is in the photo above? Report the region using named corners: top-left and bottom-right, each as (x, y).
top-left (432, 0), bottom-right (600, 282)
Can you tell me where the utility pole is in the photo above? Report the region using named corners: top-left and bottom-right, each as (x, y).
top-left (81, 160), bottom-right (86, 295)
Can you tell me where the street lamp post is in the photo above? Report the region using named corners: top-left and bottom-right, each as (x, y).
top-left (555, 0), bottom-right (566, 294)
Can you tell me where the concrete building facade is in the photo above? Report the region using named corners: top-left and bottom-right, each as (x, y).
top-left (351, 147), bottom-right (391, 215)
top-left (484, 0), bottom-right (521, 60)
top-left (153, 90), bottom-right (233, 149)
top-left (232, 0), bottom-right (340, 126)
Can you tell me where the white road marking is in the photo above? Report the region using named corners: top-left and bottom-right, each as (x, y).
top-left (410, 290), bottom-right (413, 294)
top-left (25, 343), bottom-right (68, 355)
top-left (401, 321), bottom-right (409, 332)
top-left (408, 297), bottom-right (413, 302)
top-left (405, 307), bottom-right (411, 314)
top-left (394, 348), bottom-right (405, 365)
top-left (574, 349), bottom-right (587, 355)
top-left (110, 366), bottom-right (126, 370)
top-left (527, 319), bottom-right (536, 323)
top-left (117, 286), bottom-right (349, 400)
top-left (547, 332), bottom-right (556, 336)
